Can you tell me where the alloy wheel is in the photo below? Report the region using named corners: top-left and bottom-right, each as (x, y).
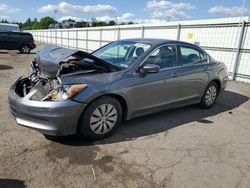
top-left (22, 45), bottom-right (30, 53)
top-left (90, 104), bottom-right (118, 135)
top-left (205, 85), bottom-right (217, 106)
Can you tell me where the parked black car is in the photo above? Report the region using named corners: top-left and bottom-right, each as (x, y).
top-left (0, 31), bottom-right (36, 53)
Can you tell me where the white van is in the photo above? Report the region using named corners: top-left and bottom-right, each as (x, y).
top-left (0, 23), bottom-right (20, 32)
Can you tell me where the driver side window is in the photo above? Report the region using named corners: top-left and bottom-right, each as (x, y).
top-left (144, 45), bottom-right (177, 69)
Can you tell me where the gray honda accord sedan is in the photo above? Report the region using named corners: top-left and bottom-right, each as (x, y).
top-left (8, 38), bottom-right (228, 140)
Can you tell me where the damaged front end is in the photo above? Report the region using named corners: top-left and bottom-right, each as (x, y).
top-left (15, 76), bottom-right (88, 102)
top-left (14, 45), bottom-right (117, 102)
top-left (15, 68), bottom-right (87, 102)
top-left (8, 45), bottom-right (119, 135)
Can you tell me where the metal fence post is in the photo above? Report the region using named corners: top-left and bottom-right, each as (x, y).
top-left (50, 30), bottom-right (52, 44)
top-left (117, 27), bottom-right (120, 40)
top-left (100, 28), bottom-right (102, 47)
top-left (177, 24), bottom-right (181, 41)
top-left (86, 29), bottom-right (89, 52)
top-left (76, 29), bottom-right (78, 50)
top-left (55, 29), bottom-right (57, 45)
top-left (232, 21), bottom-right (246, 81)
top-left (141, 26), bottom-right (145, 38)
top-left (67, 29), bottom-right (70, 48)
top-left (61, 30), bottom-right (63, 46)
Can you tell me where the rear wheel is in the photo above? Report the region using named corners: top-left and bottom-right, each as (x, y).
top-left (79, 96), bottom-right (122, 140)
top-left (200, 82), bottom-right (218, 109)
top-left (19, 45), bottom-right (31, 54)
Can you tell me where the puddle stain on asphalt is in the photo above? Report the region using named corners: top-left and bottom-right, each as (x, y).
top-left (46, 143), bottom-right (114, 173)
top-left (45, 142), bottom-right (145, 186)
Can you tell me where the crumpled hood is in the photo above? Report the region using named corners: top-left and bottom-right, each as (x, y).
top-left (35, 45), bottom-right (119, 78)
top-left (36, 45), bottom-right (78, 78)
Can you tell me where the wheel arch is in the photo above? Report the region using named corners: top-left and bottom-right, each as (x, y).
top-left (210, 79), bottom-right (221, 94)
top-left (19, 43), bottom-right (31, 50)
top-left (105, 93), bottom-right (128, 121)
top-left (78, 93), bottom-right (128, 123)
top-left (76, 93), bottom-right (128, 136)
top-left (20, 43), bottom-right (31, 47)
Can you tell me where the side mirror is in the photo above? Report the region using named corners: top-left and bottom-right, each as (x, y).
top-left (141, 64), bottom-right (160, 73)
top-left (84, 58), bottom-right (95, 64)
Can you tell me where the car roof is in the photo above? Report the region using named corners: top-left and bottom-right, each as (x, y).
top-left (0, 31), bottom-right (32, 35)
top-left (118, 38), bottom-right (199, 48)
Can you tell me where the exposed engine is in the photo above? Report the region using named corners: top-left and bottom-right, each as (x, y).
top-left (13, 45), bottom-right (118, 102)
top-left (15, 58), bottom-right (93, 101)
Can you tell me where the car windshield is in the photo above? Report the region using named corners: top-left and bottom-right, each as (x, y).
top-left (92, 41), bottom-right (151, 69)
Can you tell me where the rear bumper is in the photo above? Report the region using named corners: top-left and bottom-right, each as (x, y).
top-left (8, 78), bottom-right (87, 136)
top-left (30, 43), bottom-right (36, 49)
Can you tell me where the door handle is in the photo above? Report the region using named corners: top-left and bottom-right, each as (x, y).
top-left (203, 67), bottom-right (212, 71)
top-left (171, 72), bottom-right (180, 77)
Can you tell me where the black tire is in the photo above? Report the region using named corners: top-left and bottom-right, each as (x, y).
top-left (200, 81), bottom-right (219, 109)
top-left (19, 44), bottom-right (31, 54)
top-left (78, 96), bottom-right (122, 140)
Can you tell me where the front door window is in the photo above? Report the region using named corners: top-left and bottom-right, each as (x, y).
top-left (144, 45), bottom-right (177, 69)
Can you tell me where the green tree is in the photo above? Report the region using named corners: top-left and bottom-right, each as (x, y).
top-left (0, 19), bottom-right (9, 23)
top-left (39, 16), bottom-right (57, 29)
top-left (21, 18), bottom-right (33, 30)
top-left (76, 21), bottom-right (90, 28)
top-left (108, 20), bottom-right (116, 26)
top-left (3, 16), bottom-right (135, 31)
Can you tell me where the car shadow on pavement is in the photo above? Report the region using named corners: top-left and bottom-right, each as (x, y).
top-left (0, 65), bottom-right (13, 70)
top-left (47, 90), bottom-right (249, 146)
top-left (0, 51), bottom-right (36, 55)
top-left (0, 179), bottom-right (26, 188)
top-left (17, 52), bottom-right (37, 55)
top-left (0, 51), bottom-right (8, 54)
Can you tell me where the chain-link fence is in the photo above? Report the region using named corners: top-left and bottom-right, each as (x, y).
top-left (27, 17), bottom-right (250, 83)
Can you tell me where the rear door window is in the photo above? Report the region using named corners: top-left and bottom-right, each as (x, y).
top-left (23, 34), bottom-right (32, 40)
top-left (180, 46), bottom-right (208, 65)
top-left (0, 32), bottom-right (8, 39)
top-left (9, 33), bottom-right (22, 40)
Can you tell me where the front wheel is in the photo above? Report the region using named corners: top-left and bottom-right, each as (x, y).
top-left (78, 96), bottom-right (122, 140)
top-left (200, 82), bottom-right (218, 109)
